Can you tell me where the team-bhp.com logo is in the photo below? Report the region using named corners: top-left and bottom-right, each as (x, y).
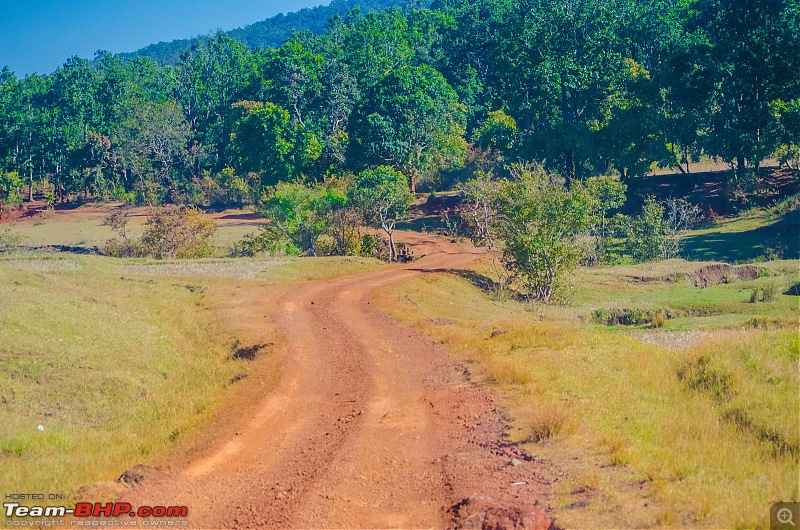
top-left (4, 502), bottom-right (189, 526)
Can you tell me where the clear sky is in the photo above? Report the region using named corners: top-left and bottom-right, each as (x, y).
top-left (0, 0), bottom-right (325, 76)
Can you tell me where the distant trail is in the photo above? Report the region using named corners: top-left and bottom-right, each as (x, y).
top-left (122, 232), bottom-right (553, 529)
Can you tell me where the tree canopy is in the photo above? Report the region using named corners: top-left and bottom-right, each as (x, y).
top-left (0, 0), bottom-right (796, 207)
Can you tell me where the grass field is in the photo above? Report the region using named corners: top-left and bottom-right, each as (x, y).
top-left (0, 253), bottom-right (381, 507)
top-left (374, 255), bottom-right (799, 528)
top-left (2, 205), bottom-right (261, 253)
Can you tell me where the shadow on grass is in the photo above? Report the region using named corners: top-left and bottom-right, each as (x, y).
top-left (682, 210), bottom-right (799, 263)
top-left (19, 244), bottom-right (101, 255)
top-left (408, 267), bottom-right (527, 302)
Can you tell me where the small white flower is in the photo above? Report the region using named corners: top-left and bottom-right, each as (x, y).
top-left (37, 425), bottom-right (44, 432)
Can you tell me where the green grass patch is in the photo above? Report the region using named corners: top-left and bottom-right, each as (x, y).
top-left (682, 209), bottom-right (799, 262)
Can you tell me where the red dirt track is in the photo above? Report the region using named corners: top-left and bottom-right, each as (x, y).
top-left (121, 233), bottom-right (553, 529)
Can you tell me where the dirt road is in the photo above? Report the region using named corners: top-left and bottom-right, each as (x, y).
top-left (122, 233), bottom-right (553, 529)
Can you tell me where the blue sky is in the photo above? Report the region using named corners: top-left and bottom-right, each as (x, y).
top-left (0, 0), bottom-right (324, 75)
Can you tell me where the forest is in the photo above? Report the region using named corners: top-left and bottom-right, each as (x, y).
top-left (0, 0), bottom-right (797, 213)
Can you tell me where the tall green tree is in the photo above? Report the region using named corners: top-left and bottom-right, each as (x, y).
top-left (349, 65), bottom-right (466, 191)
top-left (696, 0), bottom-right (800, 176)
top-left (230, 101), bottom-right (322, 186)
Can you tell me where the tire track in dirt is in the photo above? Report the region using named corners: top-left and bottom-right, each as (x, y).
top-left (121, 233), bottom-right (554, 529)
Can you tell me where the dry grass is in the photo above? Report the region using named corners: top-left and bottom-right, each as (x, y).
top-left (373, 266), bottom-right (800, 528)
top-left (0, 252), bottom-right (382, 514)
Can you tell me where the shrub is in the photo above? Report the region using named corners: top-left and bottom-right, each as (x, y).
top-left (140, 207), bottom-right (217, 259)
top-left (652, 310), bottom-right (667, 328)
top-left (230, 228), bottom-right (300, 257)
top-left (749, 287), bottom-right (760, 303)
top-left (494, 164), bottom-right (593, 303)
top-left (749, 280), bottom-right (782, 303)
top-left (359, 233), bottom-right (378, 258)
top-left (592, 307), bottom-right (674, 326)
top-left (0, 170), bottom-right (24, 219)
top-left (525, 403), bottom-right (571, 443)
top-left (456, 171), bottom-right (501, 249)
top-left (102, 208), bottom-right (132, 240)
top-left (262, 181), bottom-right (346, 256)
top-left (103, 237), bottom-right (144, 258)
top-left (0, 227), bottom-right (21, 252)
top-left (328, 208), bottom-right (363, 256)
top-left (314, 234), bottom-right (338, 256)
top-left (624, 196), bottom-right (700, 262)
top-left (760, 280), bottom-right (781, 302)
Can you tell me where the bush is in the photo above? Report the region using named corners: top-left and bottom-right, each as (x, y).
top-left (495, 164), bottom-right (593, 303)
top-left (314, 234), bottom-right (338, 256)
top-left (760, 280), bottom-right (781, 302)
top-left (624, 196), bottom-right (699, 262)
top-left (230, 229), bottom-right (300, 257)
top-left (0, 227), bottom-right (21, 252)
top-left (592, 307), bottom-right (675, 326)
top-left (103, 237), bottom-right (144, 258)
top-left (524, 403), bottom-right (571, 443)
top-left (359, 233), bottom-right (378, 258)
top-left (749, 281), bottom-right (782, 303)
top-left (140, 208), bottom-right (217, 259)
top-left (624, 197), bottom-right (666, 262)
top-left (262, 181), bottom-right (346, 256)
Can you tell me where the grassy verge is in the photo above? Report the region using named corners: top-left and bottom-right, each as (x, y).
top-left (373, 258), bottom-right (799, 528)
top-left (0, 253), bottom-right (381, 506)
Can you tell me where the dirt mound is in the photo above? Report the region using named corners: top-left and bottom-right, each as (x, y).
top-left (448, 496), bottom-right (553, 530)
top-left (117, 465), bottom-right (159, 487)
top-left (693, 264), bottom-right (760, 288)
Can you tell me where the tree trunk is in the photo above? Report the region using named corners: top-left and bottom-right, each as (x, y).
top-left (409, 170), bottom-right (416, 194)
top-left (29, 167), bottom-right (34, 202)
top-left (736, 155), bottom-right (746, 179)
top-left (387, 230), bottom-right (396, 262)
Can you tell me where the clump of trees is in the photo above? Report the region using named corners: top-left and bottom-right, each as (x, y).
top-left (453, 164), bottom-right (702, 303)
top-left (237, 167), bottom-right (413, 261)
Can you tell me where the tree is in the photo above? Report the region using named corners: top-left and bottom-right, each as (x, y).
top-left (0, 170), bottom-right (23, 219)
top-left (474, 110), bottom-right (517, 153)
top-left (771, 98), bottom-right (800, 171)
top-left (498, 0), bottom-right (629, 180)
top-left (696, 0), bottom-right (800, 177)
top-left (230, 101), bottom-right (321, 186)
top-left (494, 164), bottom-right (593, 303)
top-left (456, 170), bottom-right (501, 249)
top-left (349, 166), bottom-right (414, 261)
top-left (586, 175), bottom-right (627, 263)
top-left (262, 181), bottom-right (346, 256)
top-left (349, 65), bottom-right (467, 192)
top-left (116, 100), bottom-right (192, 205)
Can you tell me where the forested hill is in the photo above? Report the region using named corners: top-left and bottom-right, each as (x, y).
top-left (120, 0), bottom-right (406, 64)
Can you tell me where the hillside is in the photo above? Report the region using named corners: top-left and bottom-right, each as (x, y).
top-left (120, 0), bottom-right (406, 64)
